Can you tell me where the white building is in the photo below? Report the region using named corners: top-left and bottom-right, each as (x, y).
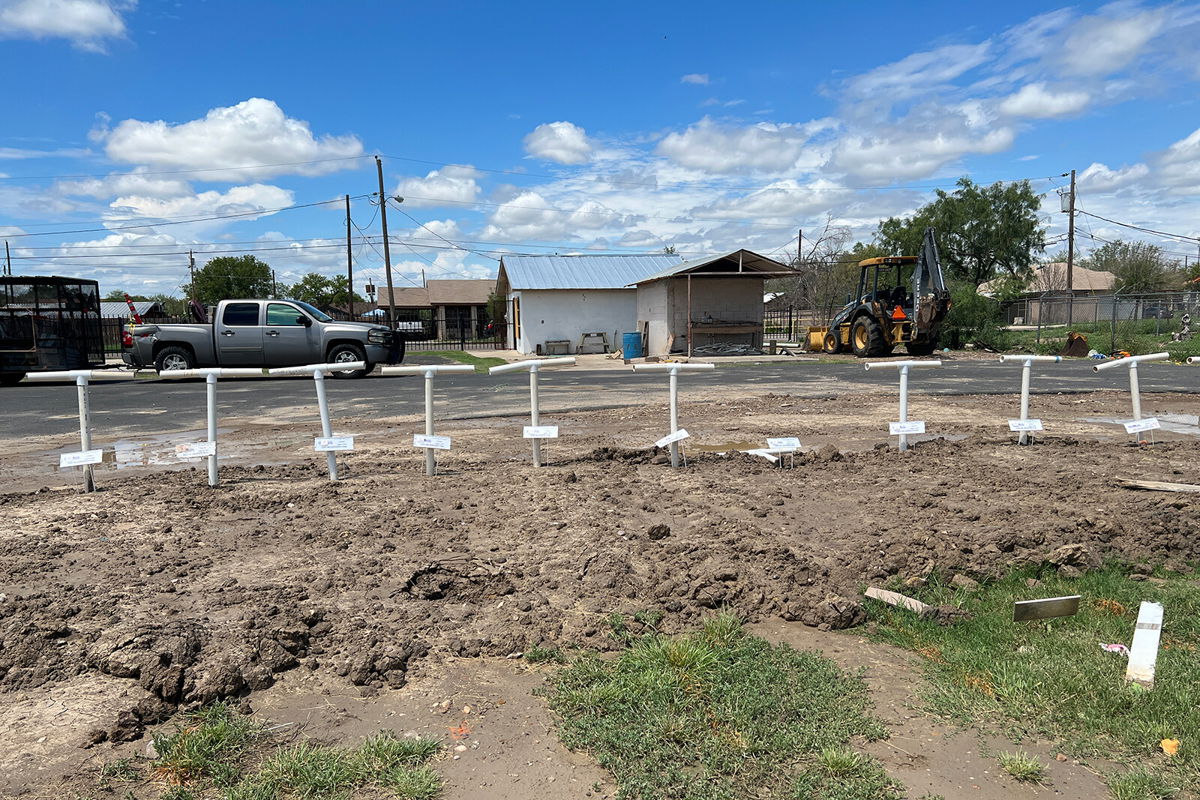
top-left (496, 254), bottom-right (681, 354)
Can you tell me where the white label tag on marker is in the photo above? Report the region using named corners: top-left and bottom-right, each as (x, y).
top-left (315, 436), bottom-right (355, 452)
top-left (176, 441), bottom-right (216, 459)
top-left (60, 449), bottom-right (103, 467)
top-left (523, 425), bottom-right (559, 439)
top-left (889, 421), bottom-right (926, 435)
top-left (767, 437), bottom-right (801, 451)
top-left (1008, 419), bottom-right (1044, 432)
top-left (413, 434), bottom-right (452, 450)
top-left (1124, 417), bottom-right (1160, 434)
top-left (655, 428), bottom-right (690, 448)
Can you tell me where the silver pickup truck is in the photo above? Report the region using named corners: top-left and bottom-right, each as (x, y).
top-left (122, 299), bottom-right (402, 377)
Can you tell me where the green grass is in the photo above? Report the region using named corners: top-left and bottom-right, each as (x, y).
top-left (997, 750), bottom-right (1045, 782)
top-left (1002, 319), bottom-right (1200, 361)
top-left (139, 703), bottom-right (441, 799)
top-left (545, 614), bottom-right (900, 800)
top-left (866, 566), bottom-right (1199, 794)
top-left (1107, 766), bottom-right (1179, 800)
top-left (414, 350), bottom-right (507, 372)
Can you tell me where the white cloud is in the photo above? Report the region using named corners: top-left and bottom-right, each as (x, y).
top-left (395, 165), bottom-right (481, 208)
top-left (1058, 7), bottom-right (1165, 77)
top-left (998, 82), bottom-right (1091, 118)
top-left (1077, 161), bottom-right (1150, 192)
top-left (0, 145), bottom-right (92, 159)
top-left (1156, 126), bottom-right (1200, 195)
top-left (680, 73), bottom-right (710, 85)
top-left (842, 42), bottom-right (991, 105)
top-left (656, 117), bottom-right (835, 174)
top-left (107, 183), bottom-right (295, 225)
top-left (694, 179), bottom-right (851, 220)
top-left (57, 169), bottom-right (192, 199)
top-left (0, 0), bottom-right (130, 51)
top-left (833, 124), bottom-right (1015, 182)
top-left (99, 98), bottom-right (363, 179)
top-left (523, 121), bottom-right (593, 164)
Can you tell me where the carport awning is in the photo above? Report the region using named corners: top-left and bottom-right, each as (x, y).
top-left (629, 249), bottom-right (793, 285)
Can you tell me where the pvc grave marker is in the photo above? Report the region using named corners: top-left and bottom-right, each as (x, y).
top-left (379, 364), bottom-right (476, 476)
top-left (159, 367), bottom-right (268, 486)
top-left (21, 369), bottom-right (132, 491)
top-left (1188, 357), bottom-right (1199, 364)
top-left (1126, 601), bottom-right (1163, 688)
top-left (863, 360), bottom-right (943, 451)
top-left (488, 356), bottom-right (576, 466)
top-left (1092, 352), bottom-right (1170, 443)
top-left (268, 361), bottom-right (367, 480)
top-left (631, 362), bottom-right (715, 467)
top-left (998, 355), bottom-right (1061, 444)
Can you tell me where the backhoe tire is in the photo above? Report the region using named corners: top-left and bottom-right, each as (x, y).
top-left (907, 339), bottom-right (939, 357)
top-left (155, 346), bottom-right (195, 373)
top-left (851, 317), bottom-right (890, 358)
top-left (822, 331), bottom-right (842, 354)
top-left (327, 343), bottom-right (369, 378)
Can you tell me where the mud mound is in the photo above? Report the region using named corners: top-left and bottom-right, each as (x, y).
top-left (2, 433), bottom-right (1198, 744)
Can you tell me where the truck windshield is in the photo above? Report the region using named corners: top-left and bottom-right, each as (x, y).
top-left (290, 300), bottom-right (333, 322)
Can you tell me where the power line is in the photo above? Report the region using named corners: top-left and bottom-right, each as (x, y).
top-left (1075, 208), bottom-right (1199, 244)
top-left (0, 155), bottom-right (372, 182)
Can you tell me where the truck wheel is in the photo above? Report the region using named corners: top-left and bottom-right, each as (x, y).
top-left (155, 346), bottom-right (195, 373)
top-left (327, 343), bottom-right (368, 378)
top-left (822, 331), bottom-right (842, 354)
top-left (851, 317), bottom-right (890, 358)
top-left (907, 339), bottom-right (938, 357)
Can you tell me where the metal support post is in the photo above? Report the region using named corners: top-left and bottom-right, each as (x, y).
top-left (76, 375), bottom-right (95, 492)
top-left (313, 368), bottom-right (338, 480)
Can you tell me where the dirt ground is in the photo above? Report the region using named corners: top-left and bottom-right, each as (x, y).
top-left (2, 388), bottom-right (1199, 797)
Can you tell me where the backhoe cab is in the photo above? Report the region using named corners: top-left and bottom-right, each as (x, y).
top-left (819, 228), bottom-right (951, 358)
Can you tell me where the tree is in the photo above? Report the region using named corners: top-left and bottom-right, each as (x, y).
top-left (1082, 240), bottom-right (1178, 293)
top-left (876, 177), bottom-right (1046, 287)
top-left (282, 273), bottom-right (364, 308)
top-left (102, 289), bottom-right (149, 302)
top-left (182, 255), bottom-right (274, 305)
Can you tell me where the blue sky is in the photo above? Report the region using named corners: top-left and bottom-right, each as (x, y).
top-left (1, 0), bottom-right (1198, 296)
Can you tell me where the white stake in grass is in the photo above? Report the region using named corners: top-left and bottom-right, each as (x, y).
top-left (863, 360), bottom-right (942, 451)
top-left (631, 362), bottom-right (715, 467)
top-left (1126, 601), bottom-right (1163, 688)
top-left (488, 357), bottom-right (576, 466)
top-left (1092, 352), bottom-right (1169, 443)
top-left (159, 367), bottom-right (268, 486)
top-left (998, 354), bottom-right (1061, 444)
top-left (21, 369), bottom-right (131, 492)
top-left (268, 361), bottom-right (366, 480)
top-left (379, 364), bottom-right (476, 476)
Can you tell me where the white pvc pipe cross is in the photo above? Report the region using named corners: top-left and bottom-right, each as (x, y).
top-left (268, 361), bottom-right (366, 480)
top-left (488, 357), bottom-right (576, 466)
top-left (998, 355), bottom-right (1062, 445)
top-left (1092, 352), bottom-right (1170, 443)
top-left (21, 369), bottom-right (130, 491)
top-left (379, 364), bottom-right (476, 476)
top-left (159, 367), bottom-right (268, 486)
top-left (863, 360), bottom-right (943, 451)
top-left (631, 362), bottom-right (715, 467)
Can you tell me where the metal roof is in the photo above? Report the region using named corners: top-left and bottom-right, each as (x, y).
top-left (100, 301), bottom-right (161, 318)
top-left (632, 250), bottom-right (792, 284)
top-left (500, 254), bottom-right (682, 290)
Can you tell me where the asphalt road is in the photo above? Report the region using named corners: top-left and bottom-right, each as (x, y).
top-left (3, 360), bottom-right (1198, 441)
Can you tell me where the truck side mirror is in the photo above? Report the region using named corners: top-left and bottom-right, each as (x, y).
top-left (297, 315), bottom-right (312, 327)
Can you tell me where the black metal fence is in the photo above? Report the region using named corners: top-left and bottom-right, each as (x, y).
top-left (1001, 291), bottom-right (1200, 328)
top-left (328, 308), bottom-right (504, 351)
top-left (763, 307), bottom-right (826, 341)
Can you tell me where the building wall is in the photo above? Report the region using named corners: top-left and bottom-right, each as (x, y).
top-left (635, 281), bottom-right (670, 355)
top-left (635, 277), bottom-right (765, 355)
top-left (509, 289), bottom-right (637, 354)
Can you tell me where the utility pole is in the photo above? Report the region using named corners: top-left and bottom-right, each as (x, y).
top-left (375, 155), bottom-right (397, 329)
top-left (271, 270), bottom-right (278, 298)
top-left (1065, 168), bottom-right (1076, 325)
top-left (345, 194), bottom-right (354, 317)
top-left (4, 240), bottom-right (10, 276)
top-left (188, 250), bottom-right (196, 302)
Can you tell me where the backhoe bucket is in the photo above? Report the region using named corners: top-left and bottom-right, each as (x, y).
top-left (911, 227), bottom-right (948, 337)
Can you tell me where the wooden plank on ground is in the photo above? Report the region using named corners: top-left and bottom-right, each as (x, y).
top-left (1013, 595), bottom-right (1081, 622)
top-left (865, 587), bottom-right (935, 619)
top-left (1118, 479), bottom-right (1200, 494)
top-left (1126, 601), bottom-right (1163, 688)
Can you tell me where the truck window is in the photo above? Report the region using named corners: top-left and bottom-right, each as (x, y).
top-left (222, 302), bottom-right (260, 326)
top-left (266, 303), bottom-right (305, 326)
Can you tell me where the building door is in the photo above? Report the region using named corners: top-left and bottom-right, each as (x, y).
top-left (511, 296), bottom-right (521, 349)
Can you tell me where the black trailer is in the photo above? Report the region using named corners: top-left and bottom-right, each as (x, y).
top-left (1, 276), bottom-right (105, 386)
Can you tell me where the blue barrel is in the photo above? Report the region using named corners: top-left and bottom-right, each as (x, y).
top-left (622, 331), bottom-right (642, 358)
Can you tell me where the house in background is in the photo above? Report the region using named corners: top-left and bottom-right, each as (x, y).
top-left (99, 300), bottom-right (168, 320)
top-left (496, 251), bottom-right (793, 355)
top-left (378, 278), bottom-right (497, 339)
top-left (979, 262), bottom-right (1115, 297)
